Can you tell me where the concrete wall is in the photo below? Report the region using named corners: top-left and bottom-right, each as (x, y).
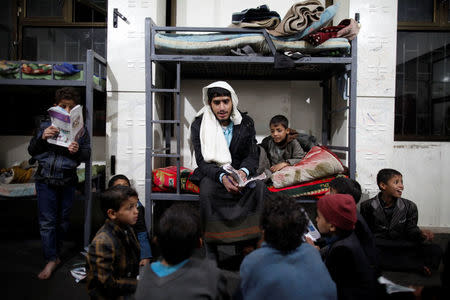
top-left (341, 0), bottom-right (450, 228)
top-left (106, 0), bottom-right (166, 197)
top-left (179, 80), bottom-right (323, 169)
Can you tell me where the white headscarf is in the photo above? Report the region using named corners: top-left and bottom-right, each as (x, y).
top-left (195, 81), bottom-right (242, 166)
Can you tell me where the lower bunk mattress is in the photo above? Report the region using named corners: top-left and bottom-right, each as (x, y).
top-left (151, 166), bottom-right (345, 199)
top-left (0, 163), bottom-right (106, 198)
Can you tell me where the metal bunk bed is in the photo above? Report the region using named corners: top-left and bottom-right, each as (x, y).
top-left (144, 15), bottom-right (358, 231)
top-left (0, 50), bottom-right (106, 247)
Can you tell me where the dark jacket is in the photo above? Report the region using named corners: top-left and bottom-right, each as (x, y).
top-left (28, 120), bottom-right (90, 186)
top-left (259, 135), bottom-right (304, 166)
top-left (135, 257), bottom-right (237, 300)
top-left (190, 112), bottom-right (259, 185)
top-left (323, 232), bottom-right (377, 300)
top-left (355, 212), bottom-right (380, 275)
top-left (86, 219), bottom-right (141, 300)
top-left (360, 194), bottom-right (424, 243)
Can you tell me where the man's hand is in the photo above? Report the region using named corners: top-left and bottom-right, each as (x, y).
top-left (421, 229), bottom-right (434, 241)
top-left (68, 141), bottom-right (79, 154)
top-left (223, 175), bottom-right (240, 194)
top-left (237, 170), bottom-right (247, 181)
top-left (270, 162), bottom-right (289, 173)
top-left (336, 18), bottom-right (360, 41)
top-left (42, 126), bottom-right (59, 140)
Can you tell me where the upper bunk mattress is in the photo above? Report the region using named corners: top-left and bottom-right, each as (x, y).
top-left (154, 33), bottom-right (350, 56)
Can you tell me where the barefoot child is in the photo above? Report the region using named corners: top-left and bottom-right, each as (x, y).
top-left (86, 185), bottom-right (140, 299)
top-left (28, 87), bottom-right (90, 279)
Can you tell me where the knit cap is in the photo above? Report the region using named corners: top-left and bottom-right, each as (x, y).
top-left (317, 194), bottom-right (357, 231)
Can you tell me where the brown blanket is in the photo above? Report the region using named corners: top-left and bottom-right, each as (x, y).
top-left (268, 0), bottom-right (324, 37)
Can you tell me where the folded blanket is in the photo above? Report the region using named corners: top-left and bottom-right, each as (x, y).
top-left (22, 63), bottom-right (52, 75)
top-left (271, 146), bottom-right (344, 188)
top-left (229, 16), bottom-right (281, 30)
top-left (152, 166), bottom-right (199, 194)
top-left (0, 61), bottom-right (19, 75)
top-left (268, 0), bottom-right (324, 37)
top-left (53, 63), bottom-right (80, 75)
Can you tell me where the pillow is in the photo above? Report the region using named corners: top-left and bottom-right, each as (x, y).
top-left (271, 145), bottom-right (344, 188)
top-left (152, 166), bottom-right (199, 194)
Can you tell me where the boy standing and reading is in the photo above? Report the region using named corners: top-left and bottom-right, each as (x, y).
top-left (360, 168), bottom-right (442, 275)
top-left (86, 185), bottom-right (140, 300)
top-left (28, 87), bottom-right (90, 279)
top-left (258, 115), bottom-right (304, 176)
top-left (315, 194), bottom-right (377, 300)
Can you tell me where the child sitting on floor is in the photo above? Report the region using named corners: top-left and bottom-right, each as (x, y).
top-left (86, 185), bottom-right (140, 299)
top-left (108, 174), bottom-right (153, 266)
top-left (328, 177), bottom-right (379, 274)
top-left (258, 115), bottom-right (305, 176)
top-left (240, 194), bottom-right (337, 300)
top-left (135, 203), bottom-right (237, 300)
top-left (314, 194), bottom-right (377, 300)
top-left (360, 168), bottom-right (442, 276)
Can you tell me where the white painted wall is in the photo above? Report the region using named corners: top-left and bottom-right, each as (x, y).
top-left (176, 0), bottom-right (325, 27)
top-left (0, 136), bottom-right (106, 167)
top-left (392, 143), bottom-right (450, 227)
top-left (179, 80), bottom-right (323, 169)
top-left (106, 0), bottom-right (166, 197)
top-left (340, 0), bottom-right (450, 228)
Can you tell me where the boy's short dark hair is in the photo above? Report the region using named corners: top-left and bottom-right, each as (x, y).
top-left (261, 194), bottom-right (308, 253)
top-left (207, 87), bottom-right (231, 104)
top-left (329, 177), bottom-right (362, 204)
top-left (99, 185), bottom-right (138, 217)
top-left (157, 203), bottom-right (202, 265)
top-left (108, 174), bottom-right (131, 188)
top-left (377, 168), bottom-right (402, 189)
top-left (55, 87), bottom-right (80, 104)
top-left (269, 115), bottom-right (289, 129)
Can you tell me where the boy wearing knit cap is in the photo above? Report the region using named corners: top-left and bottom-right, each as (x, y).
top-left (315, 194), bottom-right (377, 300)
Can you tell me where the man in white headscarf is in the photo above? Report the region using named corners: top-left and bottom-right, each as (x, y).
top-left (190, 81), bottom-right (266, 259)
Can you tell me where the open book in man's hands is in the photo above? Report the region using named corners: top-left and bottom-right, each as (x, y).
top-left (47, 105), bottom-right (84, 148)
top-left (223, 164), bottom-right (266, 187)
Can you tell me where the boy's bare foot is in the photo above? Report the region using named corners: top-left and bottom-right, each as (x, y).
top-left (37, 258), bottom-right (61, 280)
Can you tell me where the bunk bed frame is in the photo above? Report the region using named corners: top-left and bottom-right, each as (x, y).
top-left (144, 16), bottom-right (358, 231)
top-left (0, 50), bottom-right (106, 247)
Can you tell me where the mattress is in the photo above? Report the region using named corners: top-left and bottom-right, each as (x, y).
top-left (0, 163), bottom-right (106, 198)
top-left (154, 33), bottom-right (350, 56)
top-left (0, 71), bottom-right (106, 89)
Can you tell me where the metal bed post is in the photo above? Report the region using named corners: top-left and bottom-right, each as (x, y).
top-left (348, 14), bottom-right (359, 180)
top-left (321, 80), bottom-right (330, 146)
top-left (145, 18), bottom-right (154, 234)
top-left (83, 49), bottom-right (94, 247)
top-left (176, 63), bottom-right (181, 194)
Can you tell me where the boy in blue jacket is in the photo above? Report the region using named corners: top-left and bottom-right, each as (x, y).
top-left (28, 87), bottom-right (90, 279)
top-left (240, 194), bottom-right (336, 300)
